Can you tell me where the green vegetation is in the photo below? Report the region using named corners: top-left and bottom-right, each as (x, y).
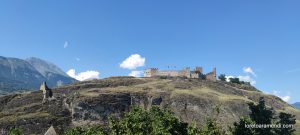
top-left (228, 77), bottom-right (251, 85)
top-left (231, 97), bottom-right (296, 135)
top-left (218, 74), bottom-right (226, 81)
top-left (63, 106), bottom-right (226, 135)
top-left (275, 112), bottom-right (296, 135)
top-left (8, 128), bottom-right (23, 135)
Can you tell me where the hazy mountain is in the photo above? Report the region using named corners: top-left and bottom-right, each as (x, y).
top-left (26, 57), bottom-right (76, 87)
top-left (0, 56), bottom-right (76, 94)
top-left (292, 102), bottom-right (300, 110)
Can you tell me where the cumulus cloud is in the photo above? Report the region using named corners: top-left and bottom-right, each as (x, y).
top-left (120, 54), bottom-right (145, 70)
top-left (225, 75), bottom-right (256, 85)
top-left (64, 41), bottom-right (68, 48)
top-left (243, 67), bottom-right (256, 77)
top-left (225, 67), bottom-right (257, 85)
top-left (67, 69), bottom-right (100, 81)
top-left (272, 91), bottom-right (291, 102)
top-left (129, 70), bottom-right (143, 77)
top-left (238, 75), bottom-right (256, 85)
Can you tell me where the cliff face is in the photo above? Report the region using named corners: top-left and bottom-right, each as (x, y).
top-left (0, 77), bottom-right (299, 134)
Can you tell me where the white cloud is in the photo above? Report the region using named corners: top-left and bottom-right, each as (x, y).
top-left (76, 58), bottom-right (80, 61)
top-left (243, 67), bottom-right (256, 77)
top-left (225, 76), bottom-right (234, 82)
top-left (67, 69), bottom-right (100, 81)
top-left (64, 41), bottom-right (68, 48)
top-left (238, 75), bottom-right (256, 85)
top-left (129, 70), bottom-right (143, 77)
top-left (120, 54), bottom-right (145, 70)
top-left (225, 75), bottom-right (256, 85)
top-left (272, 91), bottom-right (291, 102)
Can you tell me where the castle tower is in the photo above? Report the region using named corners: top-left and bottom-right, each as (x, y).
top-left (212, 68), bottom-right (217, 80)
top-left (144, 68), bottom-right (158, 77)
top-left (195, 67), bottom-right (203, 73)
top-left (205, 68), bottom-right (217, 81)
top-left (40, 82), bottom-right (53, 102)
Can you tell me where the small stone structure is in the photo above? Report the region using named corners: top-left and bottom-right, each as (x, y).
top-left (40, 82), bottom-right (53, 102)
top-left (144, 67), bottom-right (217, 81)
top-left (44, 126), bottom-right (57, 135)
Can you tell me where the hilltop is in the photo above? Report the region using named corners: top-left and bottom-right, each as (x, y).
top-left (0, 77), bottom-right (299, 134)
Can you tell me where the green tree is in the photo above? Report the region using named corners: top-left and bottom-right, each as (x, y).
top-left (188, 122), bottom-right (200, 135)
top-left (248, 97), bottom-right (274, 135)
top-left (274, 112), bottom-right (296, 135)
top-left (229, 78), bottom-right (240, 84)
top-left (218, 74), bottom-right (226, 81)
top-left (199, 118), bottom-right (225, 135)
top-left (231, 117), bottom-right (255, 135)
top-left (8, 128), bottom-right (23, 135)
top-left (109, 106), bottom-right (189, 135)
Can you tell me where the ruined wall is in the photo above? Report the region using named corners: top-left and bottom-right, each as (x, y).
top-left (144, 67), bottom-right (216, 80)
top-left (190, 72), bottom-right (200, 78)
top-left (206, 68), bottom-right (217, 81)
top-left (156, 70), bottom-right (180, 77)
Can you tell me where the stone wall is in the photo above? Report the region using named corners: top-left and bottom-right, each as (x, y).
top-left (144, 67), bottom-right (217, 81)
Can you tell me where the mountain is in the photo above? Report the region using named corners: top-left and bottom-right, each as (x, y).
top-left (292, 102), bottom-right (300, 110)
top-left (0, 77), bottom-right (298, 134)
top-left (26, 57), bottom-right (76, 87)
top-left (0, 56), bottom-right (76, 94)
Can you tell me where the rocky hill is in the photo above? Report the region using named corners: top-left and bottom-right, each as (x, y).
top-left (0, 77), bottom-right (299, 134)
top-left (0, 56), bottom-right (76, 94)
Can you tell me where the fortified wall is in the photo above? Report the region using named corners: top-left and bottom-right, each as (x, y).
top-left (144, 67), bottom-right (216, 81)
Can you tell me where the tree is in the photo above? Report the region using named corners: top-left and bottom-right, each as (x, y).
top-left (188, 122), bottom-right (200, 135)
top-left (8, 128), bottom-right (23, 135)
top-left (248, 97), bottom-right (274, 135)
top-left (218, 74), bottom-right (226, 81)
top-left (274, 112), bottom-right (296, 135)
top-left (229, 78), bottom-right (240, 84)
top-left (231, 117), bottom-right (255, 135)
top-left (109, 106), bottom-right (189, 135)
top-left (199, 118), bottom-right (225, 135)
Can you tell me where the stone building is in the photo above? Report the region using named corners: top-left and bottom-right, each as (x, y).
top-left (144, 66), bottom-right (216, 81)
top-left (40, 82), bottom-right (53, 102)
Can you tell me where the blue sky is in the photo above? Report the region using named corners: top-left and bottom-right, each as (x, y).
top-left (0, 0), bottom-right (299, 103)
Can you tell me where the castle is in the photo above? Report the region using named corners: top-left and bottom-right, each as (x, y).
top-left (144, 67), bottom-right (217, 81)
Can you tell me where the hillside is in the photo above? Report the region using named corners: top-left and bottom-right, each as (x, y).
top-left (0, 56), bottom-right (76, 94)
top-left (0, 77), bottom-right (299, 134)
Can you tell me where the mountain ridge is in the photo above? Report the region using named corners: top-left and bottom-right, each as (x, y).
top-left (292, 102), bottom-right (300, 110)
top-left (0, 56), bottom-right (76, 94)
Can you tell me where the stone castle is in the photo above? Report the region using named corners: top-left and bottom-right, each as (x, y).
top-left (144, 67), bottom-right (217, 81)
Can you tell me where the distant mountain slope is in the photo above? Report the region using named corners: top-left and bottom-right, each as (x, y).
top-left (26, 57), bottom-right (76, 87)
top-left (0, 56), bottom-right (76, 94)
top-left (292, 102), bottom-right (300, 110)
